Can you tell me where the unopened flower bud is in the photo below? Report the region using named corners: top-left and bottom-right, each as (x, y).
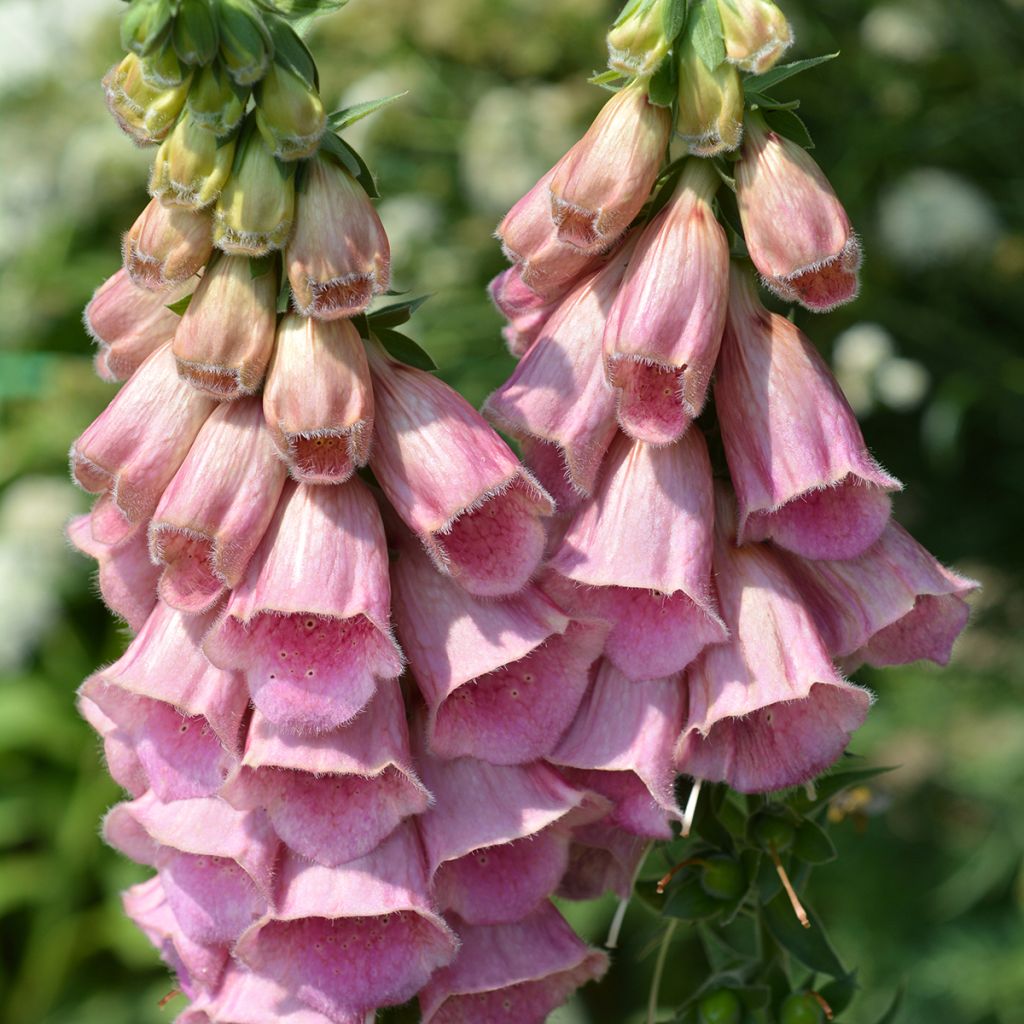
top-left (286, 154), bottom-right (390, 318)
top-left (173, 0), bottom-right (220, 67)
top-left (140, 43), bottom-right (186, 88)
top-left (150, 110), bottom-right (237, 209)
top-left (213, 124), bottom-right (296, 256)
top-left (103, 52), bottom-right (191, 145)
top-left (121, 0), bottom-right (173, 58)
top-left (675, 35), bottom-right (744, 156)
top-left (736, 115), bottom-right (861, 311)
top-left (607, 0), bottom-right (674, 77)
top-left (123, 197), bottom-right (213, 291)
top-left (173, 254), bottom-right (278, 398)
top-left (255, 62), bottom-right (326, 161)
top-left (550, 81), bottom-right (671, 253)
top-left (216, 0), bottom-right (273, 86)
top-left (187, 62), bottom-right (247, 137)
top-left (717, 0), bottom-right (794, 73)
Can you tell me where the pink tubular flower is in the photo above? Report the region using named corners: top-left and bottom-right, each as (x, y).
top-left (549, 660), bottom-right (686, 839)
top-left (262, 314), bottom-right (374, 484)
top-left (148, 398), bottom-right (288, 614)
top-left (780, 521), bottom-right (979, 670)
top-left (604, 159), bottom-right (729, 445)
top-left (414, 726), bottom-right (603, 924)
top-left (737, 117), bottom-right (861, 311)
top-left (172, 255), bottom-right (279, 399)
top-left (286, 154), bottom-right (390, 319)
top-left (484, 241), bottom-right (636, 499)
top-left (548, 430), bottom-right (727, 681)
top-left (77, 602), bottom-right (247, 801)
top-left (716, 266), bottom-right (901, 559)
top-left (234, 825), bottom-right (458, 1019)
top-left (367, 345), bottom-right (554, 597)
top-left (66, 514), bottom-right (160, 630)
top-left (70, 343), bottom-right (217, 544)
top-left (420, 902), bottom-right (608, 1024)
top-left (550, 81), bottom-right (671, 254)
top-left (204, 478), bottom-right (402, 734)
top-left (84, 268), bottom-right (193, 382)
top-left (122, 197), bottom-right (214, 292)
top-left (391, 535), bottom-right (605, 764)
top-left (559, 823), bottom-right (650, 901)
top-left (222, 684), bottom-right (430, 867)
top-left (675, 486), bottom-right (871, 793)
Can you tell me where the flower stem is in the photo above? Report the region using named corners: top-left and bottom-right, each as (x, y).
top-left (647, 919), bottom-right (678, 1024)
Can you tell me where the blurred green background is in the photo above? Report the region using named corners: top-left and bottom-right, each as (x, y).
top-left (0, 0), bottom-right (1022, 1021)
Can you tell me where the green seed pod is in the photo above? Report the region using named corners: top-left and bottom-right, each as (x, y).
top-left (174, 0), bottom-right (221, 66)
top-left (217, 0), bottom-right (274, 86)
top-left (188, 63), bottom-right (248, 137)
top-left (698, 988), bottom-right (743, 1024)
top-left (699, 855), bottom-right (747, 901)
top-left (780, 993), bottom-right (825, 1024)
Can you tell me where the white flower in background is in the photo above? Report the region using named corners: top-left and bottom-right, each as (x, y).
top-left (861, 3), bottom-right (941, 62)
top-left (876, 357), bottom-right (931, 411)
top-left (832, 322), bottom-right (930, 415)
top-left (879, 168), bottom-right (1001, 267)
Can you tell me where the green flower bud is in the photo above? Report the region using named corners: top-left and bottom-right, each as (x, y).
top-left (121, 0), bottom-right (174, 58)
top-left (103, 52), bottom-right (192, 146)
top-left (675, 31), bottom-right (744, 156)
top-left (717, 0), bottom-right (793, 74)
top-left (217, 0), bottom-right (274, 86)
top-left (174, 0), bottom-right (221, 66)
top-left (780, 993), bottom-right (825, 1024)
top-left (150, 111), bottom-right (237, 209)
top-left (607, 0), bottom-right (673, 78)
top-left (698, 989), bottom-right (743, 1024)
top-left (188, 63), bottom-right (248, 137)
top-left (752, 813), bottom-right (796, 852)
top-left (140, 42), bottom-right (187, 89)
top-left (213, 123), bottom-right (295, 256)
top-left (699, 855), bottom-right (746, 901)
top-left (255, 62), bottom-right (326, 161)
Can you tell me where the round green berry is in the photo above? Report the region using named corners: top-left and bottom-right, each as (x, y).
top-left (752, 814), bottom-right (796, 852)
top-left (698, 988), bottom-right (743, 1024)
top-left (779, 992), bottom-right (825, 1024)
top-left (700, 855), bottom-right (746, 901)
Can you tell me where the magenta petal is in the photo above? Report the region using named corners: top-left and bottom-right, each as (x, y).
top-left (558, 824), bottom-right (650, 901)
top-left (859, 593), bottom-right (971, 669)
top-left (77, 693), bottom-right (147, 796)
top-left (420, 903), bottom-right (608, 1024)
top-left (205, 479), bottom-right (401, 733)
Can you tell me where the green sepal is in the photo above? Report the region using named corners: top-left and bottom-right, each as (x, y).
top-left (166, 293), bottom-right (194, 316)
top-left (762, 893), bottom-right (847, 978)
top-left (647, 52), bottom-right (677, 107)
top-left (662, 873), bottom-right (726, 922)
top-left (327, 92), bottom-right (409, 132)
top-left (744, 91), bottom-right (800, 112)
top-left (871, 984), bottom-right (905, 1024)
top-left (792, 820), bottom-right (837, 865)
top-left (662, 0), bottom-right (689, 45)
top-left (744, 53), bottom-right (839, 93)
top-left (690, 0), bottom-right (726, 73)
top-left (372, 329), bottom-right (437, 372)
top-left (249, 253), bottom-right (277, 278)
top-left (276, 277), bottom-right (292, 313)
top-left (255, 0), bottom-right (348, 18)
top-left (588, 68), bottom-right (627, 86)
top-left (121, 0), bottom-right (174, 57)
top-left (174, 0), bottom-right (220, 65)
top-left (319, 133), bottom-right (378, 198)
top-left (764, 107), bottom-right (815, 149)
top-left (366, 295), bottom-right (431, 330)
top-left (817, 971), bottom-right (859, 1017)
top-left (263, 12), bottom-right (319, 88)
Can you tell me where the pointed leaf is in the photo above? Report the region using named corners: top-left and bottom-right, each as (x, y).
top-left (256, 0), bottom-right (348, 19)
top-left (663, 0), bottom-right (689, 43)
top-left (818, 971), bottom-right (859, 1017)
top-left (793, 820), bottom-right (837, 865)
top-left (367, 295), bottom-right (431, 329)
top-left (263, 12), bottom-right (318, 87)
top-left (166, 293), bottom-right (194, 316)
top-left (793, 765), bottom-right (896, 812)
top-left (647, 52), bottom-right (677, 107)
top-left (762, 892), bottom-right (847, 978)
top-left (328, 92), bottom-right (409, 132)
top-left (319, 133), bottom-right (378, 197)
top-left (690, 0), bottom-right (726, 73)
top-left (373, 329), bottom-right (437, 372)
top-left (872, 985), bottom-right (905, 1024)
top-left (765, 107), bottom-right (815, 149)
top-left (745, 53), bottom-right (839, 93)
top-left (589, 68), bottom-right (627, 86)
top-left (663, 874), bottom-right (724, 922)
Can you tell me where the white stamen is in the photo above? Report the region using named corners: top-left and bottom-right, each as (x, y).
top-left (681, 778), bottom-right (703, 838)
top-left (606, 896), bottom-right (630, 950)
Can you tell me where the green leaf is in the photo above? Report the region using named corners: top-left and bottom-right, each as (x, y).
top-left (745, 52), bottom-right (839, 93)
top-left (818, 971), bottom-right (859, 1017)
top-left (174, 0), bottom-right (220, 65)
top-left (249, 253), bottom-right (277, 278)
top-left (166, 293), bottom-right (194, 316)
top-left (792, 820), bottom-right (837, 865)
top-left (256, 0), bottom-right (348, 18)
top-left (662, 874), bottom-right (724, 922)
top-left (792, 764), bottom-right (896, 812)
top-left (367, 295), bottom-right (431, 329)
top-left (744, 90), bottom-right (801, 112)
top-left (764, 107), bottom-right (815, 149)
top-left (690, 0), bottom-right (726, 73)
top-left (588, 68), bottom-right (627, 86)
top-left (663, 0), bottom-right (689, 44)
top-left (647, 52), bottom-right (677, 107)
top-left (373, 329), bottom-right (437, 371)
top-left (263, 12), bottom-right (319, 87)
top-left (762, 892), bottom-right (847, 978)
top-left (872, 984), bottom-right (905, 1024)
top-left (319, 133), bottom-right (378, 197)
top-left (327, 92), bottom-right (408, 132)
top-left (121, 0), bottom-right (173, 56)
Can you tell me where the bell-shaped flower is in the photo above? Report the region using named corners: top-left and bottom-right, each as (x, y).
top-left (737, 116), bottom-right (861, 311)
top-left (105, 793), bottom-right (279, 947)
top-left (286, 155), bottom-right (390, 319)
top-left (103, 52), bottom-right (191, 145)
top-left (675, 485), bottom-right (872, 793)
top-left (716, 267), bottom-right (901, 559)
top-left (187, 62), bottom-right (247, 138)
top-left (234, 825), bottom-right (458, 1019)
top-left (413, 723), bottom-right (604, 924)
top-left (149, 398), bottom-right (288, 614)
top-left (122, 198), bottom-right (214, 292)
top-left (204, 478), bottom-right (402, 734)
top-left (606, 0), bottom-right (674, 77)
top-left (221, 684), bottom-right (429, 867)
top-left (84, 268), bottom-right (193, 382)
top-left (420, 903), bottom-right (608, 1024)
top-left (675, 32), bottom-right (744, 156)
top-left (78, 602), bottom-right (247, 801)
top-left (604, 159), bottom-right (729, 444)
top-left (780, 521), bottom-right (978, 670)
top-left (485, 241), bottom-right (635, 499)
top-left (67, 514), bottom-right (160, 630)
top-left (548, 430), bottom-right (727, 680)
top-left (367, 344), bottom-right (554, 597)
top-left (558, 823), bottom-right (650, 901)
top-left (255, 62), bottom-right (326, 162)
top-left (70, 343), bottom-right (217, 545)
top-left (391, 536), bottom-right (605, 764)
top-left (263, 314), bottom-right (374, 483)
top-left (172, 255), bottom-right (279, 398)
top-left (549, 661), bottom-right (686, 839)
top-left (150, 110), bottom-right (237, 209)
top-left (717, 0), bottom-right (794, 73)
top-left (550, 81), bottom-right (671, 253)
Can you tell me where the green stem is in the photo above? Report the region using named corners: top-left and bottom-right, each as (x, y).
top-left (647, 918), bottom-right (678, 1024)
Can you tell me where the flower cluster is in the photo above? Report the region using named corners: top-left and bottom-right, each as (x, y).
top-left (487, 0), bottom-right (977, 891)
